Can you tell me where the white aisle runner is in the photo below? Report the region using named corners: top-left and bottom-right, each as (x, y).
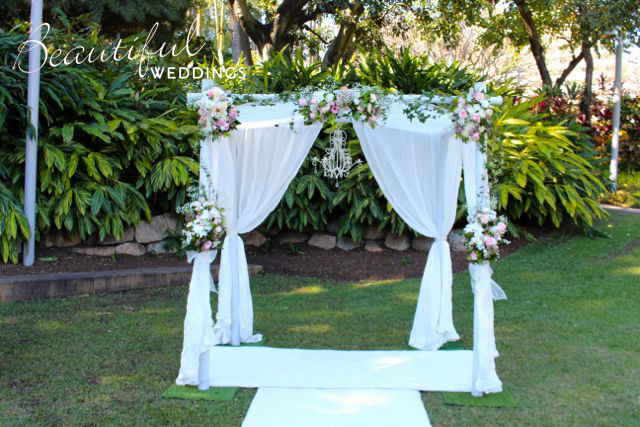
top-left (242, 388), bottom-right (431, 427)
top-left (209, 346), bottom-right (473, 392)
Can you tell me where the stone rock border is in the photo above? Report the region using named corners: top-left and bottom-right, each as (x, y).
top-left (41, 211), bottom-right (469, 257)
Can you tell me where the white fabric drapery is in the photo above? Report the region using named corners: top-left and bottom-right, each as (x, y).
top-left (176, 250), bottom-right (217, 386)
top-left (182, 88), bottom-right (505, 395)
top-left (461, 140), bottom-right (506, 395)
top-left (353, 120), bottom-right (463, 350)
top-left (202, 108), bottom-right (322, 345)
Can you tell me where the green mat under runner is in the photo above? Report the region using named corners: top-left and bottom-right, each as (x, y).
top-left (164, 339), bottom-right (514, 407)
top-left (163, 339), bottom-right (266, 401)
top-left (162, 384), bottom-right (237, 401)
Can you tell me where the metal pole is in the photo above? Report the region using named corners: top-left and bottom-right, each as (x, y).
top-left (23, 0), bottom-right (44, 266)
top-left (610, 34), bottom-right (623, 191)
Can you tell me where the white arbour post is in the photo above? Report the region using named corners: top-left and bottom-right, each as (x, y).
top-left (463, 82), bottom-right (506, 396)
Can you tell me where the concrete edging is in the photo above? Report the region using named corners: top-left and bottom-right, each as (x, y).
top-left (0, 265), bottom-right (263, 302)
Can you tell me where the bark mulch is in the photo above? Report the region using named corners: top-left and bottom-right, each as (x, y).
top-left (0, 238), bottom-right (528, 282)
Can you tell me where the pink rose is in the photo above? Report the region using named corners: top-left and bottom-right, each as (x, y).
top-left (198, 115), bottom-right (207, 125)
top-left (480, 214), bottom-right (490, 224)
top-left (471, 132), bottom-right (480, 141)
top-left (330, 102), bottom-right (340, 114)
top-left (207, 89), bottom-right (214, 98)
top-left (202, 240), bottom-right (212, 251)
top-left (474, 92), bottom-right (485, 101)
top-left (298, 98), bottom-right (308, 107)
top-left (309, 111), bottom-right (316, 120)
top-left (216, 119), bottom-right (227, 127)
top-left (496, 222), bottom-right (507, 234)
top-left (472, 113), bottom-right (481, 123)
top-left (485, 236), bottom-right (497, 247)
top-left (470, 252), bottom-right (478, 260)
top-left (458, 109), bottom-right (468, 119)
top-left (229, 107), bottom-right (238, 119)
top-left (310, 98), bottom-right (317, 105)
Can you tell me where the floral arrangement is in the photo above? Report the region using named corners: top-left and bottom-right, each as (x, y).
top-left (452, 88), bottom-right (494, 146)
top-left (176, 186), bottom-right (226, 252)
top-left (192, 87), bottom-right (239, 139)
top-left (463, 207), bottom-right (510, 264)
top-left (295, 86), bottom-right (388, 127)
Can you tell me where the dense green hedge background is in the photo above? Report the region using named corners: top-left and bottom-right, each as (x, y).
top-left (0, 26), bottom-right (608, 263)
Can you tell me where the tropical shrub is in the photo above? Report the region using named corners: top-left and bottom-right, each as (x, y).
top-left (489, 98), bottom-right (608, 228)
top-left (0, 27), bottom-right (201, 262)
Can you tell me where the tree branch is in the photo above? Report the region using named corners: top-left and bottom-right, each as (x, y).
top-left (513, 0), bottom-right (552, 87)
top-left (303, 24), bottom-right (329, 44)
top-left (554, 50), bottom-right (585, 88)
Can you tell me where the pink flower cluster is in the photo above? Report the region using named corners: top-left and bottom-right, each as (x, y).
top-left (194, 87), bottom-right (239, 139)
top-left (463, 208), bottom-right (510, 264)
top-left (296, 87), bottom-right (385, 127)
top-left (452, 90), bottom-right (493, 144)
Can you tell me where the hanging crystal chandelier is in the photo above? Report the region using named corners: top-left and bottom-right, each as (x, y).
top-left (312, 128), bottom-right (362, 186)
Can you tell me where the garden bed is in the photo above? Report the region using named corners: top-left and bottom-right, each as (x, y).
top-left (0, 237), bottom-right (529, 282)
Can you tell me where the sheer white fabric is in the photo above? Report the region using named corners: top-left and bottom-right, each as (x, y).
top-left (461, 141), bottom-right (506, 395)
top-left (202, 117), bottom-right (322, 345)
top-left (176, 250), bottom-right (217, 386)
top-left (353, 122), bottom-right (463, 350)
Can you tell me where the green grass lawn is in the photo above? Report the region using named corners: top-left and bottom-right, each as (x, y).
top-left (1, 212), bottom-right (639, 426)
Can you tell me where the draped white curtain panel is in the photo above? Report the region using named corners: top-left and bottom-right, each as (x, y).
top-left (353, 122), bottom-right (462, 351)
top-left (177, 101), bottom-right (503, 396)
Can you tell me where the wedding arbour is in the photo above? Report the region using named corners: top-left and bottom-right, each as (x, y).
top-left (177, 79), bottom-right (508, 398)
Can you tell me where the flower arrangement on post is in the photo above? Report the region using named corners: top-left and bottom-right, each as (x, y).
top-left (176, 186), bottom-right (226, 253)
top-left (463, 207), bottom-right (510, 264)
top-left (452, 88), bottom-right (494, 147)
top-left (192, 87), bottom-right (240, 139)
top-left (295, 86), bottom-right (388, 127)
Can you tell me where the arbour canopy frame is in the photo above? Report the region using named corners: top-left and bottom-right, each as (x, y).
top-left (178, 80), bottom-right (506, 397)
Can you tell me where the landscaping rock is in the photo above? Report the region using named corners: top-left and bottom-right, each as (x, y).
top-left (325, 220), bottom-right (340, 235)
top-left (279, 232), bottom-right (310, 245)
top-left (364, 240), bottom-right (384, 253)
top-left (412, 236), bottom-right (433, 252)
top-left (448, 230), bottom-right (467, 252)
top-left (54, 234), bottom-right (82, 248)
top-left (135, 215), bottom-right (175, 244)
top-left (385, 233), bottom-right (410, 251)
top-left (244, 231), bottom-right (268, 247)
top-left (97, 228), bottom-right (134, 245)
top-left (337, 236), bottom-right (363, 251)
top-left (72, 246), bottom-right (115, 257)
top-left (146, 240), bottom-right (175, 255)
top-left (308, 233), bottom-right (336, 250)
top-left (260, 226), bottom-right (280, 237)
top-left (162, 213), bottom-right (178, 231)
top-left (43, 235), bottom-right (54, 248)
top-left (115, 242), bottom-right (146, 256)
top-left (363, 225), bottom-right (386, 241)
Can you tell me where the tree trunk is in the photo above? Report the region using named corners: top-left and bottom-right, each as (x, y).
top-left (513, 0), bottom-right (552, 87)
top-left (322, 1), bottom-right (363, 69)
top-left (230, 2), bottom-right (253, 65)
top-left (581, 43), bottom-right (594, 127)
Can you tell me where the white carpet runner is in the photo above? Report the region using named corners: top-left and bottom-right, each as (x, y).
top-left (209, 346), bottom-right (473, 392)
top-left (208, 347), bottom-right (466, 426)
top-left (242, 388), bottom-right (431, 427)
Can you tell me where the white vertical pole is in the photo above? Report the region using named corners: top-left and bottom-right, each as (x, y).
top-left (610, 34), bottom-right (623, 191)
top-left (23, 0), bottom-right (44, 267)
